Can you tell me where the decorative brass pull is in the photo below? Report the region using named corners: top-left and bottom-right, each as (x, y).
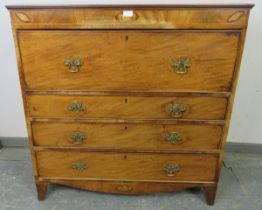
top-left (68, 101), bottom-right (86, 112)
top-left (72, 162), bottom-right (88, 170)
top-left (171, 58), bottom-right (191, 74)
top-left (163, 164), bottom-right (180, 176)
top-left (64, 58), bottom-right (83, 73)
top-left (165, 132), bottom-right (182, 144)
top-left (166, 103), bottom-right (187, 118)
top-left (70, 131), bottom-right (87, 144)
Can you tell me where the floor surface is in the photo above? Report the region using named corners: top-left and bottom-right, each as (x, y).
top-left (0, 148), bottom-right (261, 210)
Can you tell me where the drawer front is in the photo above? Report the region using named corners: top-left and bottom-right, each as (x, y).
top-left (36, 151), bottom-right (218, 182)
top-left (19, 30), bottom-right (239, 91)
top-left (10, 8), bottom-right (250, 29)
top-left (28, 95), bottom-right (227, 120)
top-left (32, 122), bottom-right (222, 150)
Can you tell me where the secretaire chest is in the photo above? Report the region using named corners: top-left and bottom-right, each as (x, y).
top-left (7, 4), bottom-right (253, 205)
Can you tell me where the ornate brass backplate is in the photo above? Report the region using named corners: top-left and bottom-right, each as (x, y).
top-left (163, 164), bottom-right (180, 176)
top-left (72, 162), bottom-right (88, 170)
top-left (70, 131), bottom-right (87, 144)
top-left (165, 132), bottom-right (182, 143)
top-left (64, 57), bottom-right (83, 73)
top-left (68, 101), bottom-right (86, 112)
top-left (166, 103), bottom-right (187, 118)
top-left (171, 57), bottom-right (191, 74)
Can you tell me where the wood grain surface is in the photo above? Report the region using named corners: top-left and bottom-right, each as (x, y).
top-left (18, 30), bottom-right (239, 92)
top-left (48, 180), bottom-right (215, 195)
top-left (9, 7), bottom-right (251, 29)
top-left (32, 122), bottom-right (222, 150)
top-left (27, 95), bottom-right (227, 120)
top-left (36, 151), bottom-right (218, 182)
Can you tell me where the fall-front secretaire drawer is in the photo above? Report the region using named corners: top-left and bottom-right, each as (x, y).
top-left (18, 30), bottom-right (239, 92)
top-left (32, 122), bottom-right (222, 150)
top-left (27, 95), bottom-right (227, 120)
top-left (36, 151), bottom-right (218, 182)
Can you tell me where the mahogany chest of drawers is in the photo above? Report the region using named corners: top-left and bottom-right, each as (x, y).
top-left (7, 4), bottom-right (253, 205)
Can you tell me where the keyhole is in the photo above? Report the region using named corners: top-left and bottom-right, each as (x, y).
top-left (125, 35), bottom-right (129, 41)
top-left (123, 155), bottom-right (127, 159)
top-left (124, 126), bottom-right (128, 130)
top-left (124, 98), bottom-right (128, 103)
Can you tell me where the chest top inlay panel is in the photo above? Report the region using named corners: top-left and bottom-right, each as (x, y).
top-left (7, 4), bottom-right (253, 205)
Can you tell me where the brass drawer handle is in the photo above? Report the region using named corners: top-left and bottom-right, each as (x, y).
top-left (165, 132), bottom-right (182, 144)
top-left (64, 57), bottom-right (83, 73)
top-left (68, 101), bottom-right (86, 112)
top-left (163, 164), bottom-right (180, 176)
top-left (116, 10), bottom-right (138, 21)
top-left (171, 57), bottom-right (191, 74)
top-left (72, 162), bottom-right (88, 170)
top-left (70, 131), bottom-right (87, 144)
top-left (166, 103), bottom-right (187, 118)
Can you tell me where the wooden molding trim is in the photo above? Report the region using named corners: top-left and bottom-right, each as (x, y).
top-left (6, 4), bottom-right (254, 10)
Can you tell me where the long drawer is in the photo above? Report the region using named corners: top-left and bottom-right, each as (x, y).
top-left (27, 95), bottom-right (227, 120)
top-left (32, 122), bottom-right (222, 150)
top-left (10, 7), bottom-right (249, 29)
top-left (36, 151), bottom-right (218, 182)
top-left (18, 30), bottom-right (239, 91)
